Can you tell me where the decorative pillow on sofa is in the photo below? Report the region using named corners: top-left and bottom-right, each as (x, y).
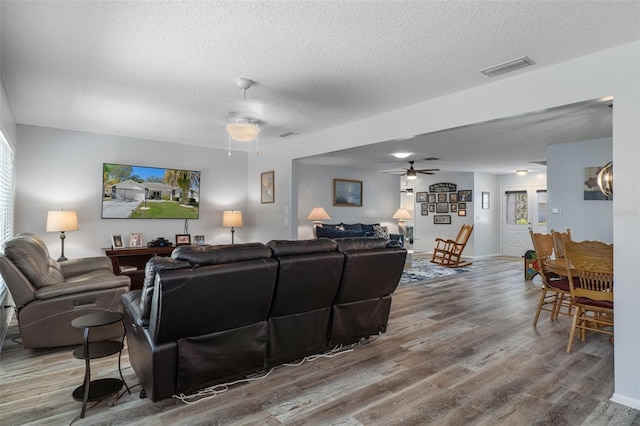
top-left (373, 224), bottom-right (390, 240)
top-left (361, 223), bottom-right (379, 237)
top-left (342, 223), bottom-right (363, 231)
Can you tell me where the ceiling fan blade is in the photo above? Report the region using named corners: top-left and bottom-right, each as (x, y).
top-left (416, 168), bottom-right (440, 172)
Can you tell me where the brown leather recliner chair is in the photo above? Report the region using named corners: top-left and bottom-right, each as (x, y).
top-left (0, 233), bottom-right (130, 348)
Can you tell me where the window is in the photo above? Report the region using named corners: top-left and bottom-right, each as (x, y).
top-left (505, 190), bottom-right (528, 225)
top-left (537, 190), bottom-right (547, 225)
top-left (0, 131), bottom-right (14, 253)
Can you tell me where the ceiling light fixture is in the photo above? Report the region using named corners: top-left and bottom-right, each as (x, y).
top-left (516, 169), bottom-right (528, 176)
top-left (227, 78), bottom-right (260, 155)
top-left (481, 56), bottom-right (535, 77)
top-left (392, 152), bottom-right (412, 159)
top-left (406, 168), bottom-right (417, 180)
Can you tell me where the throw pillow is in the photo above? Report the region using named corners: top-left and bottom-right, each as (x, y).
top-left (373, 224), bottom-right (390, 240)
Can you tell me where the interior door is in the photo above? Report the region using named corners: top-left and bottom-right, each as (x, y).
top-left (501, 185), bottom-right (547, 256)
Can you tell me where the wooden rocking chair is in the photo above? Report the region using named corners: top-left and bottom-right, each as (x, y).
top-left (431, 224), bottom-right (473, 268)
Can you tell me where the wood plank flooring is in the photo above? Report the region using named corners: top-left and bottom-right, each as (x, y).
top-left (1, 256), bottom-right (639, 425)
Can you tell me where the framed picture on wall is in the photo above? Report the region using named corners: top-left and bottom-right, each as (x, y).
top-left (434, 215), bottom-right (451, 224)
top-left (436, 202), bottom-right (449, 213)
top-left (428, 193), bottom-right (436, 203)
top-left (450, 203), bottom-right (458, 213)
top-left (437, 193), bottom-right (448, 202)
top-left (334, 178), bottom-right (362, 207)
top-left (458, 189), bottom-right (473, 201)
top-left (458, 210), bottom-right (467, 217)
top-left (458, 202), bottom-right (467, 210)
top-left (448, 193), bottom-right (458, 203)
top-left (261, 171), bottom-right (275, 203)
top-left (421, 209), bottom-right (428, 216)
top-left (416, 192), bottom-right (428, 203)
top-left (421, 202), bottom-right (428, 209)
top-left (428, 204), bottom-right (435, 212)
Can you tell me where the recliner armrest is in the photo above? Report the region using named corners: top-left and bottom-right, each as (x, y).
top-left (60, 256), bottom-right (113, 278)
top-left (34, 276), bottom-right (130, 300)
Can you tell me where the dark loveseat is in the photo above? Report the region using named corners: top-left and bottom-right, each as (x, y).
top-left (316, 222), bottom-right (405, 247)
top-left (120, 237), bottom-right (406, 401)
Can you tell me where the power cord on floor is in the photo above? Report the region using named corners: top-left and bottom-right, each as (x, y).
top-left (172, 340), bottom-right (379, 405)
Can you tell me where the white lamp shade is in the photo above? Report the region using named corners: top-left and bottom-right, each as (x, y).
top-left (392, 208), bottom-right (412, 220)
top-left (306, 207), bottom-right (331, 221)
top-left (222, 210), bottom-right (243, 227)
top-left (227, 122), bottom-right (260, 141)
top-left (46, 210), bottom-right (78, 232)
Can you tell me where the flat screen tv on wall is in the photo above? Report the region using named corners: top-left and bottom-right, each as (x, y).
top-left (102, 163), bottom-right (201, 219)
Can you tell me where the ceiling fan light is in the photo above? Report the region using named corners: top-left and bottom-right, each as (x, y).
top-left (227, 120), bottom-right (260, 141)
top-left (406, 169), bottom-right (417, 180)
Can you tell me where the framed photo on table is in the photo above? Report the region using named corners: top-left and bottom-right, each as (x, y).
top-left (194, 235), bottom-right (205, 245)
top-left (111, 235), bottom-right (124, 249)
top-left (129, 233), bottom-right (143, 247)
top-left (175, 234), bottom-right (191, 246)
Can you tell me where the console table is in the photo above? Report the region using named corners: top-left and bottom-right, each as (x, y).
top-left (103, 246), bottom-right (174, 290)
top-left (71, 312), bottom-right (129, 418)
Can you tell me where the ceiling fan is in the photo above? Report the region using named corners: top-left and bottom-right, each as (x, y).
top-left (387, 161), bottom-right (439, 180)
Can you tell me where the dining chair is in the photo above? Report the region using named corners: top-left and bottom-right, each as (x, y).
top-left (550, 228), bottom-right (572, 260)
top-left (564, 240), bottom-right (613, 353)
top-left (529, 230), bottom-right (573, 327)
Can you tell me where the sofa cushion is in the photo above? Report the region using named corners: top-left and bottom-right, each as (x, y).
top-left (342, 223), bottom-right (363, 231)
top-left (172, 243), bottom-right (272, 267)
top-left (140, 256), bottom-right (191, 327)
top-left (316, 227), bottom-right (365, 239)
top-left (334, 237), bottom-right (390, 252)
top-left (266, 239), bottom-right (338, 257)
top-left (322, 223), bottom-right (343, 229)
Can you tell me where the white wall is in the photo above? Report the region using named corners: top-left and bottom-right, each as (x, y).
top-left (14, 125), bottom-right (249, 257)
top-left (249, 41), bottom-right (640, 409)
top-left (473, 172), bottom-right (501, 257)
top-left (547, 138), bottom-right (613, 243)
top-left (296, 163), bottom-right (400, 240)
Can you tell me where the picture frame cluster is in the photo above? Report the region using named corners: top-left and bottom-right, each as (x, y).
top-left (416, 189), bottom-right (472, 222)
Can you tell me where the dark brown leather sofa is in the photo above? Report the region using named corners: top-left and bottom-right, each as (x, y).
top-left (120, 237), bottom-right (406, 402)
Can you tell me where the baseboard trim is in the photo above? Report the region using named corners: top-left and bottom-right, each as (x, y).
top-left (611, 393), bottom-right (640, 410)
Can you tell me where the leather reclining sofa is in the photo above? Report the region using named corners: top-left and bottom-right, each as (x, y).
top-left (120, 237), bottom-right (406, 402)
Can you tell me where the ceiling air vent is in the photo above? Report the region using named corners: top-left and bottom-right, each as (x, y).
top-left (278, 132), bottom-right (299, 138)
top-left (481, 56), bottom-right (535, 77)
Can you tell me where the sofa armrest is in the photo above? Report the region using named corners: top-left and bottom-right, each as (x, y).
top-left (60, 256), bottom-right (113, 278)
top-left (121, 290), bottom-right (144, 327)
top-left (34, 276), bottom-right (130, 300)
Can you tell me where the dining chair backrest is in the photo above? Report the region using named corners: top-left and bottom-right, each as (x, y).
top-left (529, 230), bottom-right (554, 281)
top-left (564, 240), bottom-right (613, 302)
top-left (551, 228), bottom-right (572, 259)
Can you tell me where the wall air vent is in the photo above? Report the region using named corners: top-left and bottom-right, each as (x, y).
top-left (278, 132), bottom-right (299, 138)
top-left (481, 56), bottom-right (535, 77)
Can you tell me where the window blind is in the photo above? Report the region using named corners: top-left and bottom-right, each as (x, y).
top-left (0, 131), bottom-right (14, 255)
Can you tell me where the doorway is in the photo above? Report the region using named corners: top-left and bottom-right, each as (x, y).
top-left (501, 185), bottom-right (547, 256)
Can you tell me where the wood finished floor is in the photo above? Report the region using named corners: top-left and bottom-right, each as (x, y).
top-left (1, 256), bottom-right (638, 426)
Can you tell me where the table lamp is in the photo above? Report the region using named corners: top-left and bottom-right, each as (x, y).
top-left (222, 210), bottom-right (243, 244)
top-left (306, 207), bottom-right (331, 238)
top-left (392, 208), bottom-right (412, 235)
top-left (46, 209), bottom-right (79, 261)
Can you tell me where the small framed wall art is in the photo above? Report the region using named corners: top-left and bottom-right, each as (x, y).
top-left (416, 192), bottom-right (428, 203)
top-left (436, 202), bottom-right (449, 213)
top-left (334, 179), bottom-right (362, 207)
top-left (428, 193), bottom-right (436, 203)
top-left (428, 204), bottom-right (435, 213)
top-left (458, 210), bottom-right (467, 217)
top-left (458, 189), bottom-right (473, 202)
top-left (421, 209), bottom-right (428, 216)
top-left (434, 215), bottom-right (451, 224)
top-left (261, 171), bottom-right (275, 204)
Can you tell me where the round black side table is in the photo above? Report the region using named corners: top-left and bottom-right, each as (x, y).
top-left (71, 311), bottom-right (130, 418)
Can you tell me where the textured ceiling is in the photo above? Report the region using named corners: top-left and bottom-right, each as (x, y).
top-left (1, 1), bottom-right (638, 173)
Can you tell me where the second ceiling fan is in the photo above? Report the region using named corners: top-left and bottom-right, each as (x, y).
top-left (392, 161), bottom-right (439, 180)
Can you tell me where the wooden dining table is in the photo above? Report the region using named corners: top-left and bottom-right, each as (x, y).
top-left (543, 258), bottom-right (570, 277)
